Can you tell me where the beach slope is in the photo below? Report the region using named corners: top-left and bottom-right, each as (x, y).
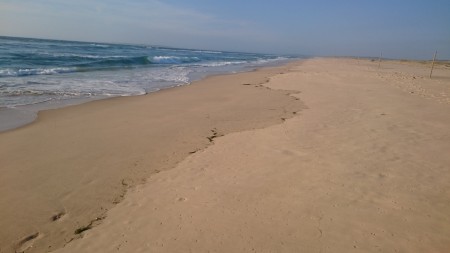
top-left (56, 58), bottom-right (450, 253)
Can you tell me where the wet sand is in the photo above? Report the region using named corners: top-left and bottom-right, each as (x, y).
top-left (0, 64), bottom-right (303, 253)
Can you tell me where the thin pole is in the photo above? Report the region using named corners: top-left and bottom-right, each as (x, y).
top-left (430, 51), bottom-right (437, 79)
top-left (378, 52), bottom-right (382, 69)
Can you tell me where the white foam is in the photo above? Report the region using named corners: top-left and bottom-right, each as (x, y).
top-left (0, 67), bottom-right (76, 77)
top-left (149, 56), bottom-right (200, 64)
top-left (151, 56), bottom-right (181, 64)
top-left (198, 61), bottom-right (247, 67)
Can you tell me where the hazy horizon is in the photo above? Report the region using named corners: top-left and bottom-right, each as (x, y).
top-left (1, 0), bottom-right (449, 60)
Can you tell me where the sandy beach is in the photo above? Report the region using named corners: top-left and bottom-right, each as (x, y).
top-left (1, 58), bottom-right (450, 252)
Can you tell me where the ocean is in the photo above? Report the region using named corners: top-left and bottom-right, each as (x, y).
top-left (0, 36), bottom-right (298, 130)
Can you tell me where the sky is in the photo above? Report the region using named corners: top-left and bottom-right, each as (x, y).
top-left (1, 0), bottom-right (449, 59)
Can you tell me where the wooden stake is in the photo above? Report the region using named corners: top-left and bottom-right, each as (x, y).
top-left (430, 51), bottom-right (437, 78)
top-left (378, 52), bottom-right (382, 69)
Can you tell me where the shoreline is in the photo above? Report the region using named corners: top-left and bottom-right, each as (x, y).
top-left (0, 60), bottom-right (304, 253)
top-left (0, 58), bottom-right (299, 133)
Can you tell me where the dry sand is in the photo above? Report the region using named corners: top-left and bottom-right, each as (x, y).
top-left (1, 58), bottom-right (450, 252)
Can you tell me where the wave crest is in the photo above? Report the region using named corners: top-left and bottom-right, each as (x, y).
top-left (0, 67), bottom-right (76, 77)
top-left (149, 56), bottom-right (200, 64)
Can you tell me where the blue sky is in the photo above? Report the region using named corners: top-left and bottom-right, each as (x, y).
top-left (1, 0), bottom-right (449, 59)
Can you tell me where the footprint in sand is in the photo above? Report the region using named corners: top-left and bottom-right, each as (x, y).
top-left (51, 211), bottom-right (66, 221)
top-left (177, 197), bottom-right (188, 202)
top-left (15, 232), bottom-right (41, 253)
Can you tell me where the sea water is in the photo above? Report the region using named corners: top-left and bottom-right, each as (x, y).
top-left (0, 36), bottom-right (298, 130)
